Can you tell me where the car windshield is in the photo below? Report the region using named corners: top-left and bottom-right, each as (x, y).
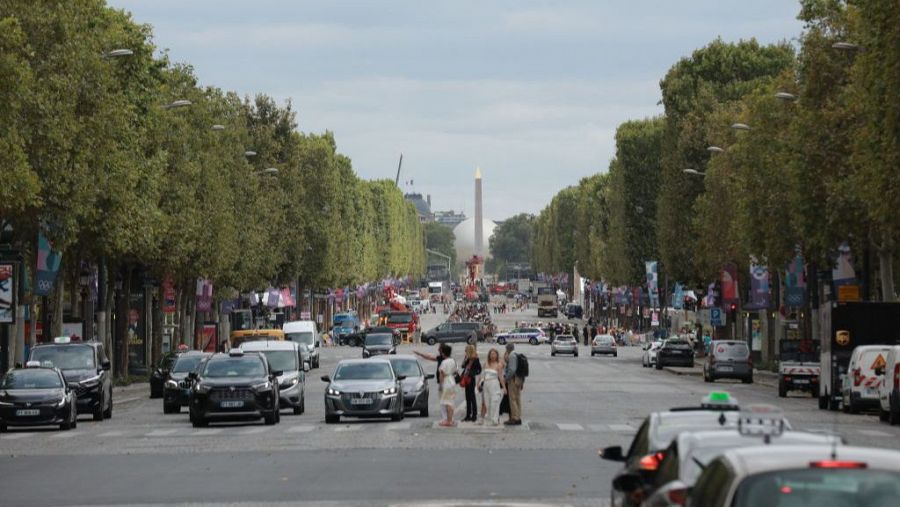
top-left (172, 356), bottom-right (205, 373)
top-left (333, 362), bottom-right (394, 381)
top-left (366, 334), bottom-right (393, 346)
top-left (389, 359), bottom-right (421, 378)
top-left (286, 332), bottom-right (315, 346)
top-left (30, 346), bottom-right (95, 370)
top-left (1, 370), bottom-right (63, 389)
top-left (333, 314), bottom-right (354, 325)
top-left (666, 340), bottom-right (692, 349)
top-left (261, 350), bottom-right (297, 372)
top-left (733, 469), bottom-right (900, 507)
top-left (387, 313), bottom-right (412, 324)
top-left (203, 357), bottom-right (266, 378)
top-left (557, 336), bottom-right (575, 342)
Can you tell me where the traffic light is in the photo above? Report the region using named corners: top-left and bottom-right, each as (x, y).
top-left (728, 303), bottom-right (738, 313)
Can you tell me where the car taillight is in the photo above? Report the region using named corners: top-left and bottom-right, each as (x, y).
top-left (639, 451), bottom-right (665, 471)
top-left (783, 375), bottom-right (792, 382)
top-left (895, 364), bottom-right (900, 390)
top-left (667, 487), bottom-right (688, 505)
top-left (810, 460), bottom-right (867, 469)
top-left (853, 368), bottom-right (863, 387)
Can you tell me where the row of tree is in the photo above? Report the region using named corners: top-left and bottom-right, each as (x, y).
top-left (533, 0), bottom-right (899, 302)
top-left (0, 1), bottom-right (425, 327)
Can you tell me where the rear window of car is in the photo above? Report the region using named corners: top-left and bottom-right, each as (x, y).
top-left (665, 340), bottom-right (692, 350)
top-left (856, 349), bottom-right (889, 372)
top-left (557, 336), bottom-right (575, 342)
top-left (713, 341), bottom-right (749, 359)
top-left (595, 335), bottom-right (614, 344)
top-left (733, 469), bottom-right (900, 507)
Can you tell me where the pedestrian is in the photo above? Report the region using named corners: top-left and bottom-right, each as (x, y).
top-left (414, 345), bottom-right (446, 420)
top-left (480, 348), bottom-right (505, 425)
top-left (503, 343), bottom-right (523, 425)
top-left (460, 344), bottom-right (482, 422)
top-left (582, 324), bottom-right (590, 346)
top-left (436, 344), bottom-right (458, 427)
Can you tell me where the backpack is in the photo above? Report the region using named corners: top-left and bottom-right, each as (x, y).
top-left (515, 353), bottom-right (529, 378)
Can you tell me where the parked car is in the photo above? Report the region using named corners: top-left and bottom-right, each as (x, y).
top-left (551, 335), bottom-right (579, 357)
top-left (388, 355), bottom-right (433, 417)
top-left (451, 322), bottom-right (486, 342)
top-left (495, 328), bottom-right (548, 345)
top-left (841, 344), bottom-right (891, 414)
top-left (702, 340), bottom-right (750, 383)
top-left (421, 322), bottom-right (477, 346)
top-left (657, 339), bottom-right (695, 369)
top-left (642, 340), bottom-right (664, 368)
top-left (321, 359), bottom-right (405, 423)
top-left (591, 334), bottom-right (617, 357)
top-left (878, 345), bottom-right (900, 424)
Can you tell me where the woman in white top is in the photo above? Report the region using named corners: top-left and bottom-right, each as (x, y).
top-left (480, 348), bottom-right (506, 425)
top-left (437, 343), bottom-right (458, 427)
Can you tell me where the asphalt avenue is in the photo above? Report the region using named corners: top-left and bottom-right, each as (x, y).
top-left (2, 308), bottom-right (899, 506)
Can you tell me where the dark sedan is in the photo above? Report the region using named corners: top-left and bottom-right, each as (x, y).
top-left (163, 352), bottom-right (211, 414)
top-left (655, 339), bottom-right (695, 369)
top-left (188, 350), bottom-right (281, 427)
top-left (0, 364), bottom-right (77, 432)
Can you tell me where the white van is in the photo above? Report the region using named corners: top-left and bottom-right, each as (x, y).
top-left (283, 320), bottom-right (320, 369)
top-left (841, 345), bottom-right (891, 414)
top-left (878, 345), bottom-right (900, 425)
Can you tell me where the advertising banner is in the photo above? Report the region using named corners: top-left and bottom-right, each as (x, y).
top-left (721, 263), bottom-right (740, 305)
top-left (128, 291), bottom-right (146, 370)
top-left (645, 261), bottom-right (659, 308)
top-left (672, 282), bottom-right (684, 310)
top-left (280, 288), bottom-right (295, 307)
top-left (746, 261), bottom-right (771, 310)
top-left (34, 232), bottom-right (62, 297)
top-left (0, 263), bottom-right (15, 323)
top-left (196, 279), bottom-right (213, 312)
top-left (832, 242), bottom-right (860, 302)
top-left (162, 275), bottom-right (176, 313)
top-left (785, 255), bottom-right (806, 308)
top-left (266, 287), bottom-right (280, 308)
top-left (704, 281), bottom-right (716, 307)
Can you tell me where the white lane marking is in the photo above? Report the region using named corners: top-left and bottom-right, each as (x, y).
top-left (239, 426), bottom-right (272, 435)
top-left (51, 431), bottom-right (79, 439)
top-left (1, 433), bottom-right (33, 440)
top-left (386, 422), bottom-right (411, 431)
top-left (556, 423), bottom-right (584, 431)
top-left (286, 425), bottom-right (315, 433)
top-left (858, 429), bottom-right (893, 437)
top-left (97, 431), bottom-right (125, 437)
top-left (334, 425), bottom-right (362, 432)
top-left (609, 424), bottom-right (634, 432)
top-left (192, 428), bottom-right (223, 436)
top-left (146, 429), bottom-right (178, 437)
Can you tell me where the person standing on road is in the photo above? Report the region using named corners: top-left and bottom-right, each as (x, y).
top-left (503, 343), bottom-right (523, 426)
top-left (480, 348), bottom-right (505, 425)
top-left (460, 344), bottom-right (482, 422)
top-left (582, 324), bottom-right (590, 346)
top-left (437, 344), bottom-right (458, 427)
top-left (414, 345), bottom-right (446, 420)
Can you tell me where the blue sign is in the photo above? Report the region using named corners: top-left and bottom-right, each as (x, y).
top-left (710, 307), bottom-right (724, 327)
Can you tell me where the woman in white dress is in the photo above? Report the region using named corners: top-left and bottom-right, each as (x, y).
top-left (437, 343), bottom-right (458, 427)
top-left (480, 348), bottom-right (506, 426)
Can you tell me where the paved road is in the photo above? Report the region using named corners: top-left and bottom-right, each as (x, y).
top-left (2, 306), bottom-right (898, 506)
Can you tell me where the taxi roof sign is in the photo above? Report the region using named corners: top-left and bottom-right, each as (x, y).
top-left (701, 391), bottom-right (740, 410)
top-left (53, 336), bottom-right (71, 344)
top-left (228, 348), bottom-right (245, 357)
top-left (25, 360), bottom-right (41, 368)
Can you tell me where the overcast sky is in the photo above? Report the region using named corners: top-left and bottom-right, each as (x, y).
top-left (109, 0), bottom-right (802, 220)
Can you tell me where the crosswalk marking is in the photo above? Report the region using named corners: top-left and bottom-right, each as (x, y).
top-left (557, 423), bottom-right (584, 431)
top-left (239, 426), bottom-right (271, 435)
top-left (50, 431), bottom-right (79, 439)
top-left (609, 424), bottom-right (634, 432)
top-left (97, 430), bottom-right (125, 437)
top-left (1, 433), bottom-right (33, 440)
top-left (286, 425), bottom-right (315, 433)
top-left (146, 429), bottom-right (177, 437)
top-left (192, 428), bottom-right (223, 436)
top-left (386, 422), bottom-right (411, 430)
top-left (334, 425), bottom-right (362, 432)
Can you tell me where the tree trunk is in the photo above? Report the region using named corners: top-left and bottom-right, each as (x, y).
top-left (51, 274), bottom-right (64, 338)
top-left (879, 232), bottom-right (896, 302)
top-left (152, 284), bottom-right (163, 366)
top-left (115, 265), bottom-right (133, 378)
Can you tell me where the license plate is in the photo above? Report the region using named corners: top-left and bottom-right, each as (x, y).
top-left (865, 388), bottom-right (877, 397)
top-left (16, 409), bottom-right (39, 416)
top-left (793, 379), bottom-right (809, 384)
top-left (718, 366), bottom-right (733, 372)
top-left (220, 401), bottom-right (244, 408)
top-left (350, 398), bottom-right (373, 405)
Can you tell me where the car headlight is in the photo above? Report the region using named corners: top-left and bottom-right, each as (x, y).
top-left (252, 381), bottom-right (272, 392)
top-left (56, 397), bottom-right (67, 408)
top-left (281, 377), bottom-right (299, 388)
top-left (165, 380), bottom-right (178, 388)
top-left (0, 398), bottom-right (13, 407)
top-left (327, 387), bottom-right (341, 396)
top-left (79, 375), bottom-right (102, 388)
top-left (195, 382), bottom-right (211, 394)
top-left (415, 381), bottom-right (425, 392)
top-left (383, 386), bottom-right (397, 395)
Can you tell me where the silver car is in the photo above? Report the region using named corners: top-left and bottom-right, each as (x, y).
top-left (685, 444), bottom-right (900, 507)
top-left (592, 334), bottom-right (618, 357)
top-left (388, 355), bottom-right (433, 417)
top-left (642, 340), bottom-right (663, 367)
top-left (551, 334), bottom-right (579, 357)
top-left (321, 359), bottom-right (405, 424)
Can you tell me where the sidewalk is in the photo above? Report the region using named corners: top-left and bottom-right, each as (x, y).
top-left (662, 364), bottom-right (779, 387)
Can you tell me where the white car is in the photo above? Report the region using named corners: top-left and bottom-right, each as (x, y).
top-left (642, 340), bottom-right (664, 368)
top-left (841, 344), bottom-right (890, 414)
top-left (878, 345), bottom-right (900, 425)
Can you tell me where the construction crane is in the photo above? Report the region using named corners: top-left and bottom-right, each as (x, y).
top-left (394, 153), bottom-right (403, 186)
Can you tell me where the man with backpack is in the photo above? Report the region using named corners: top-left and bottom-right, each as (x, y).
top-left (503, 343), bottom-right (527, 426)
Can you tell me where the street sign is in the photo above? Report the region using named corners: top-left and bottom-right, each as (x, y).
top-left (710, 307), bottom-right (724, 327)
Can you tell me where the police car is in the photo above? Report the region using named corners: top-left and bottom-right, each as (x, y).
top-left (495, 327), bottom-right (548, 346)
top-left (0, 361), bottom-right (78, 432)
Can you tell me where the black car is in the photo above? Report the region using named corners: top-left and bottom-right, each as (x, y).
top-left (655, 339), bottom-right (695, 369)
top-left (362, 333), bottom-right (396, 358)
top-left (150, 351), bottom-right (178, 399)
top-left (421, 322), bottom-right (477, 346)
top-left (188, 349), bottom-right (281, 427)
top-left (28, 338), bottom-right (113, 421)
top-left (343, 326), bottom-right (400, 347)
top-left (0, 364), bottom-right (78, 432)
top-left (565, 303), bottom-right (584, 319)
top-left (163, 351), bottom-right (212, 414)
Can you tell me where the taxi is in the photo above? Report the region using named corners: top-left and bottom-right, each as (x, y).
top-left (229, 328), bottom-right (285, 348)
top-left (495, 327), bottom-right (548, 346)
top-left (0, 361), bottom-right (78, 432)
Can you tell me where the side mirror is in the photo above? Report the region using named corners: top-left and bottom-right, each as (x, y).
top-left (303, 363), bottom-right (310, 372)
top-left (425, 373), bottom-right (435, 380)
top-left (270, 370), bottom-right (283, 378)
top-left (396, 375), bottom-right (407, 381)
top-left (320, 375), bottom-right (331, 383)
top-left (101, 360), bottom-right (111, 371)
top-left (600, 445), bottom-right (626, 462)
top-left (612, 472), bottom-right (644, 493)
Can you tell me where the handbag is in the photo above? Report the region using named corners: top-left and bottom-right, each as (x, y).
top-left (457, 361), bottom-right (472, 388)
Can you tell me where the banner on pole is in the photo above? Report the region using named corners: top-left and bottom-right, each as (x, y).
top-left (35, 232), bottom-right (62, 297)
top-left (673, 282), bottom-right (684, 310)
top-left (746, 260), bottom-right (770, 310)
top-left (196, 279), bottom-right (213, 312)
top-left (721, 263), bottom-right (740, 305)
top-left (785, 255), bottom-right (806, 308)
top-left (0, 263), bottom-right (15, 323)
top-left (645, 261), bottom-right (659, 308)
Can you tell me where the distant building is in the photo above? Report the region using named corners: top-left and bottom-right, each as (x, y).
top-left (433, 210), bottom-right (466, 228)
top-left (404, 193), bottom-right (433, 223)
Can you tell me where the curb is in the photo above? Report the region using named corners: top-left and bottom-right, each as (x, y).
top-left (663, 367), bottom-right (703, 377)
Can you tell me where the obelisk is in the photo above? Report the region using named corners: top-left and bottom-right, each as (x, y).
top-left (474, 166), bottom-right (483, 256)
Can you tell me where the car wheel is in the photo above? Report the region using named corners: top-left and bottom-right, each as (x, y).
top-left (191, 410), bottom-right (208, 427)
top-left (294, 395), bottom-right (305, 415)
top-left (778, 381), bottom-right (787, 398)
top-left (828, 393), bottom-right (841, 411)
top-left (420, 407), bottom-right (429, 417)
top-left (163, 403), bottom-right (179, 414)
top-left (574, 352), bottom-right (578, 357)
top-left (842, 392), bottom-right (851, 413)
top-left (60, 419), bottom-right (72, 431)
top-left (613, 353), bottom-right (618, 358)
top-left (427, 337), bottom-right (436, 346)
top-left (103, 391), bottom-right (113, 419)
top-left (325, 414), bottom-right (340, 424)
top-left (551, 352), bottom-right (556, 357)
top-left (264, 410), bottom-right (278, 425)
top-left (93, 397), bottom-right (105, 421)
top-left (0, 424), bottom-right (6, 433)
top-left (818, 394), bottom-right (829, 410)
top-left (529, 337), bottom-right (538, 346)
top-left (655, 361), bottom-right (663, 370)
top-left (848, 398), bottom-right (859, 414)
top-left (889, 401), bottom-right (900, 425)
top-left (879, 408), bottom-right (889, 422)
top-left (742, 376), bottom-right (753, 385)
